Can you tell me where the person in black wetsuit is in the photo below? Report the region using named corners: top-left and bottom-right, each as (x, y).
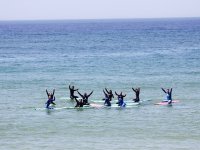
top-left (69, 85), bottom-right (79, 99)
top-left (105, 88), bottom-right (114, 101)
top-left (45, 89), bottom-right (56, 108)
top-left (161, 88), bottom-right (172, 104)
top-left (132, 88), bottom-right (140, 102)
top-left (103, 90), bottom-right (111, 106)
top-left (115, 91), bottom-right (126, 107)
top-left (74, 98), bottom-right (84, 107)
top-left (77, 90), bottom-right (93, 105)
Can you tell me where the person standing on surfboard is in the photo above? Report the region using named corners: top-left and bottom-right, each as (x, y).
top-left (132, 87), bottom-right (140, 102)
top-left (77, 90), bottom-right (93, 105)
top-left (45, 89), bottom-right (56, 108)
top-left (115, 91), bottom-right (126, 107)
top-left (161, 88), bottom-right (172, 104)
top-left (69, 85), bottom-right (79, 99)
top-left (105, 88), bottom-right (114, 101)
top-left (103, 90), bottom-right (111, 106)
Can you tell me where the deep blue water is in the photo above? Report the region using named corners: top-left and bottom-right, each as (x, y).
top-left (0, 18), bottom-right (200, 149)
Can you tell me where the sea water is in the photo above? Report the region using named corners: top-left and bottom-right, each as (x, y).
top-left (0, 18), bottom-right (200, 149)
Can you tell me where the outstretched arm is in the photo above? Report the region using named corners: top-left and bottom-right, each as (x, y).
top-left (123, 94), bottom-right (126, 97)
top-left (161, 88), bottom-right (166, 93)
top-left (69, 85), bottom-right (71, 90)
top-left (115, 91), bottom-right (119, 96)
top-left (88, 91), bottom-right (93, 97)
top-left (77, 91), bottom-right (84, 98)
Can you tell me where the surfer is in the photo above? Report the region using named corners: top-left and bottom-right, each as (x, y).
top-left (77, 90), bottom-right (93, 105)
top-left (69, 85), bottom-right (79, 99)
top-left (74, 98), bottom-right (84, 107)
top-left (132, 88), bottom-right (140, 102)
top-left (45, 89), bottom-right (56, 108)
top-left (115, 91), bottom-right (126, 107)
top-left (161, 88), bottom-right (172, 104)
top-left (103, 90), bottom-right (111, 106)
top-left (105, 88), bottom-right (114, 101)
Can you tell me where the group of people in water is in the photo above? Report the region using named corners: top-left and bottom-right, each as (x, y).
top-left (45, 85), bottom-right (173, 108)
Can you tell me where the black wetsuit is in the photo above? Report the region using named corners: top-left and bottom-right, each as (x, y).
top-left (46, 89), bottom-right (56, 108)
top-left (105, 88), bottom-right (114, 101)
top-left (162, 88), bottom-right (172, 101)
top-left (78, 91), bottom-right (93, 105)
top-left (103, 90), bottom-right (111, 106)
top-left (75, 98), bottom-right (84, 107)
top-left (69, 86), bottom-right (78, 99)
top-left (46, 97), bottom-right (55, 108)
top-left (132, 88), bottom-right (140, 102)
top-left (115, 92), bottom-right (126, 105)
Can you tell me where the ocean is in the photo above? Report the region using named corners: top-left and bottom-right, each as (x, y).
top-left (0, 18), bottom-right (200, 149)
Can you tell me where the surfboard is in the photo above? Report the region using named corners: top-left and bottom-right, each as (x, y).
top-left (35, 103), bottom-right (140, 110)
top-left (155, 100), bottom-right (179, 105)
top-left (161, 100), bottom-right (179, 102)
top-left (104, 104), bottom-right (138, 108)
top-left (61, 97), bottom-right (82, 101)
top-left (91, 99), bottom-right (151, 103)
top-left (35, 107), bottom-right (67, 110)
top-left (155, 102), bottom-right (171, 106)
top-left (90, 103), bottom-right (104, 108)
top-left (35, 106), bottom-right (94, 110)
top-left (88, 103), bottom-right (140, 108)
top-left (35, 103), bottom-right (102, 111)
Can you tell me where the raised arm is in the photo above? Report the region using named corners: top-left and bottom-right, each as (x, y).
top-left (88, 91), bottom-right (93, 97)
top-left (52, 89), bottom-right (55, 96)
top-left (132, 88), bottom-right (136, 93)
top-left (103, 90), bottom-right (106, 96)
top-left (46, 89), bottom-right (49, 96)
top-left (77, 91), bottom-right (84, 98)
top-left (69, 85), bottom-right (71, 90)
top-left (170, 88), bottom-right (172, 94)
top-left (161, 88), bottom-right (166, 93)
top-left (138, 88), bottom-right (140, 93)
top-left (105, 88), bottom-right (109, 94)
top-left (115, 91), bottom-right (119, 96)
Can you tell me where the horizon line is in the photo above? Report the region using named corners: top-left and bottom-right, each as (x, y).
top-left (0, 16), bottom-right (200, 22)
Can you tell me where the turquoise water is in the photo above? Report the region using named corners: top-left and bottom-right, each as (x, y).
top-left (0, 18), bottom-right (200, 149)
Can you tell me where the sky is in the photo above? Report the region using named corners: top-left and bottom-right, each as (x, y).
top-left (0, 0), bottom-right (200, 20)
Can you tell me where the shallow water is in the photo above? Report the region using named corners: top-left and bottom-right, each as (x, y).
top-left (0, 18), bottom-right (200, 149)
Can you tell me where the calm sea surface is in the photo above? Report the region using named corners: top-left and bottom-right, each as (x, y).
top-left (0, 18), bottom-right (200, 149)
